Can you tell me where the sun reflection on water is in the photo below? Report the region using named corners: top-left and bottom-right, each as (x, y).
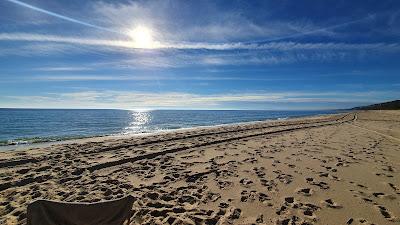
top-left (123, 110), bottom-right (151, 134)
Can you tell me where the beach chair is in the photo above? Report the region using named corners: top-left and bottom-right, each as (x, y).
top-left (27, 195), bottom-right (135, 225)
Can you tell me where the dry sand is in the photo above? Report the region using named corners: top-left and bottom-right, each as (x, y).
top-left (0, 110), bottom-right (399, 225)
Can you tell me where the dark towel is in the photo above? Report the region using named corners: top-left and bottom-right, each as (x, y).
top-left (27, 195), bottom-right (135, 225)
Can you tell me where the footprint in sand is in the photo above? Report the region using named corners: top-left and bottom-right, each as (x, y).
top-left (239, 178), bottom-right (254, 187)
top-left (240, 190), bottom-right (257, 202)
top-left (307, 179), bottom-right (329, 190)
top-left (324, 199), bottom-right (342, 209)
top-left (216, 180), bottom-right (233, 189)
top-left (297, 187), bottom-right (313, 196)
top-left (388, 182), bottom-right (400, 194)
top-left (375, 205), bottom-right (399, 222)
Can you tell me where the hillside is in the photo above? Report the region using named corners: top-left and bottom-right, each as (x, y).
top-left (353, 100), bottom-right (400, 110)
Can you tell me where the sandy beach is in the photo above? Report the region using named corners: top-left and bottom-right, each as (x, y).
top-left (0, 110), bottom-right (399, 225)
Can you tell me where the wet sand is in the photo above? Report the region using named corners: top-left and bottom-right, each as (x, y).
top-left (0, 110), bottom-right (399, 225)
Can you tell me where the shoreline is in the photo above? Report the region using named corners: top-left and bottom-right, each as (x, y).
top-left (0, 111), bottom-right (345, 152)
top-left (2, 110), bottom-right (399, 225)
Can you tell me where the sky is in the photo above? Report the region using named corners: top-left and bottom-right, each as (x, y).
top-left (0, 0), bottom-right (399, 110)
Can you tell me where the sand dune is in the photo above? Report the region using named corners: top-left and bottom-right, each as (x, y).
top-left (0, 111), bottom-right (399, 225)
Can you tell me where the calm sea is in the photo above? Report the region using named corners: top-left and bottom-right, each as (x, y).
top-left (0, 109), bottom-right (340, 146)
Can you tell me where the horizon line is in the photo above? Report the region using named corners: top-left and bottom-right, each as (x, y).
top-left (0, 107), bottom-right (346, 111)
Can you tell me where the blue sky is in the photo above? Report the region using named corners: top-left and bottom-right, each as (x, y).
top-left (0, 0), bottom-right (399, 110)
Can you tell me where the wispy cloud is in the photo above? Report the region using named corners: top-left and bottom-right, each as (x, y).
top-left (5, 0), bottom-right (119, 34)
top-left (90, 0), bottom-right (376, 43)
top-left (1, 32), bottom-right (399, 51)
top-left (6, 0), bottom-right (383, 44)
top-left (251, 14), bottom-right (377, 43)
top-left (34, 66), bottom-right (94, 72)
top-left (3, 32), bottom-right (398, 69)
top-left (33, 75), bottom-right (170, 81)
top-left (31, 74), bottom-right (302, 82)
top-left (1, 32), bottom-right (398, 70)
top-left (0, 33), bottom-right (132, 48)
top-left (0, 42), bottom-right (81, 56)
top-left (91, 0), bottom-right (289, 42)
top-left (2, 90), bottom-right (397, 109)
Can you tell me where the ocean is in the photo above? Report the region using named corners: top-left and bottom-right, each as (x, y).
top-left (0, 109), bottom-right (340, 146)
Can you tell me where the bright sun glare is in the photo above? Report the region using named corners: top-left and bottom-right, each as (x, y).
top-left (128, 26), bottom-right (155, 49)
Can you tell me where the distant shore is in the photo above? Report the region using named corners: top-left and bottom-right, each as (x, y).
top-left (1, 110), bottom-right (399, 225)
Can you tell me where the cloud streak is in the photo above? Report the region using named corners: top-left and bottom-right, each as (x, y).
top-left (31, 74), bottom-right (301, 82)
top-left (34, 66), bottom-right (94, 72)
top-left (91, 0), bottom-right (381, 43)
top-left (2, 90), bottom-right (397, 110)
top-left (249, 14), bottom-right (377, 43)
top-left (5, 0), bottom-right (118, 34)
top-left (1, 32), bottom-right (399, 51)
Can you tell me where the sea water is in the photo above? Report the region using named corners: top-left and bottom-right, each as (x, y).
top-left (0, 109), bottom-right (340, 146)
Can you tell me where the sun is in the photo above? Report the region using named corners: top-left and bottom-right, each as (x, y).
top-left (127, 26), bottom-right (155, 49)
